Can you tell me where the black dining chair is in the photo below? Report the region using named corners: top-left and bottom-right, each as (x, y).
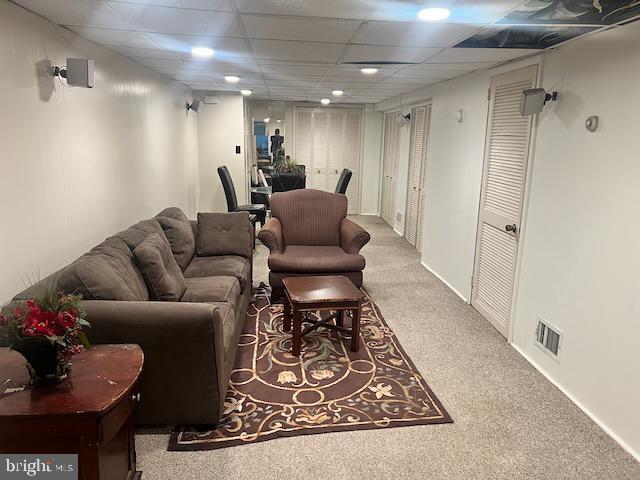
top-left (335, 169), bottom-right (352, 194)
top-left (217, 166), bottom-right (267, 226)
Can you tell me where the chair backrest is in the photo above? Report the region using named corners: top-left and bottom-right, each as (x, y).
top-left (335, 168), bottom-right (352, 194)
top-left (217, 165), bottom-right (238, 212)
top-left (272, 172), bottom-right (306, 193)
top-left (258, 169), bottom-right (269, 187)
top-left (270, 189), bottom-right (347, 247)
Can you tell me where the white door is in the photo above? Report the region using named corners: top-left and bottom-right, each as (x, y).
top-left (405, 103), bottom-right (432, 251)
top-left (380, 111), bottom-right (401, 226)
top-left (471, 65), bottom-right (538, 338)
top-left (295, 107), bottom-right (363, 214)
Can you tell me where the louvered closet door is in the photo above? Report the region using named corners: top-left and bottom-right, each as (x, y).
top-left (294, 107), bottom-right (362, 213)
top-left (344, 110), bottom-right (362, 214)
top-left (471, 65), bottom-right (538, 338)
top-left (310, 110), bottom-right (329, 191)
top-left (381, 111), bottom-right (401, 226)
top-left (405, 104), bottom-right (431, 250)
top-left (416, 104), bottom-right (432, 252)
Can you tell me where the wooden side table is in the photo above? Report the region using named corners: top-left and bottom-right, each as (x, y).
top-left (0, 344), bottom-right (144, 480)
top-left (282, 276), bottom-right (365, 356)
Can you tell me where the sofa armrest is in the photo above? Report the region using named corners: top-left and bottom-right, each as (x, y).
top-left (340, 218), bottom-right (371, 254)
top-left (82, 300), bottom-right (226, 425)
top-left (258, 217), bottom-right (283, 253)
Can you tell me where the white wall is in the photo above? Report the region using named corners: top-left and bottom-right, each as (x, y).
top-left (376, 21), bottom-right (640, 460)
top-left (0, 1), bottom-right (199, 304)
top-left (511, 23), bottom-right (640, 459)
top-left (196, 94), bottom-right (245, 211)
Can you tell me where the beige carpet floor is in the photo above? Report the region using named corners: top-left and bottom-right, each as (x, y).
top-left (137, 215), bottom-right (640, 479)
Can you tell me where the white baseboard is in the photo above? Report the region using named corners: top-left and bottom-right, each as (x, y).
top-left (393, 227), bottom-right (403, 236)
top-left (421, 262), bottom-right (469, 303)
top-left (511, 344), bottom-right (640, 463)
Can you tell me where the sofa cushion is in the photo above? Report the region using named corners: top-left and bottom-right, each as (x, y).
top-left (157, 216), bottom-right (195, 271)
top-left (183, 256), bottom-right (251, 292)
top-left (268, 245), bottom-right (365, 273)
top-left (58, 237), bottom-right (149, 301)
top-left (181, 276), bottom-right (240, 311)
top-left (133, 233), bottom-right (187, 301)
top-left (155, 207), bottom-right (189, 222)
top-left (196, 212), bottom-right (252, 259)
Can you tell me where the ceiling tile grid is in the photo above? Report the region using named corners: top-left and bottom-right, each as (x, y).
top-left (13, 0), bottom-right (605, 104)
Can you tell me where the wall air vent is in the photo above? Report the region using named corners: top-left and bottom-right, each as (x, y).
top-left (535, 316), bottom-right (562, 361)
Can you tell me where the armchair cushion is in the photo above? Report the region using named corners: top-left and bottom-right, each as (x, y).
top-left (268, 246), bottom-right (365, 273)
top-left (196, 212), bottom-right (252, 258)
top-left (133, 233), bottom-right (187, 301)
top-left (340, 218), bottom-right (371, 254)
top-left (257, 218), bottom-right (283, 253)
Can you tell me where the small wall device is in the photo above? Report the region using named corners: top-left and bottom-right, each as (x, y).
top-left (395, 112), bottom-right (410, 127)
top-left (187, 99), bottom-right (201, 112)
top-left (52, 58), bottom-right (94, 88)
top-left (520, 88), bottom-right (558, 116)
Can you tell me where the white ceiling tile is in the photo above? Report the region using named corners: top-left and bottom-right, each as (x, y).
top-left (342, 45), bottom-right (441, 64)
top-left (145, 34), bottom-right (251, 58)
top-left (107, 45), bottom-right (180, 60)
top-left (412, 61), bottom-right (495, 71)
top-left (250, 40), bottom-right (344, 63)
top-left (352, 21), bottom-right (479, 48)
top-left (112, 0), bottom-right (234, 11)
top-left (106, 2), bottom-right (242, 36)
top-left (241, 15), bottom-right (361, 43)
top-left (13, 0), bottom-right (134, 29)
top-left (67, 26), bottom-right (157, 49)
top-left (130, 57), bottom-right (185, 68)
top-left (260, 64), bottom-right (330, 75)
top-left (428, 48), bottom-right (538, 63)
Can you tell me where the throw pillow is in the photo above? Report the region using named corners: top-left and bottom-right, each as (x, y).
top-left (133, 233), bottom-right (187, 301)
top-left (157, 216), bottom-right (195, 271)
top-left (196, 212), bottom-right (252, 258)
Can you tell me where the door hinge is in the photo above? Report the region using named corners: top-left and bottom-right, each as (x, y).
top-left (470, 274), bottom-right (474, 288)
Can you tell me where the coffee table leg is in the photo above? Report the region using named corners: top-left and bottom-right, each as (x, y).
top-left (351, 305), bottom-right (361, 352)
top-left (336, 310), bottom-right (344, 328)
top-left (283, 296), bottom-right (292, 332)
top-left (292, 307), bottom-right (302, 356)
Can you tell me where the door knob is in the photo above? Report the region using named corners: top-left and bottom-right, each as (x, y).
top-left (505, 224), bottom-right (518, 234)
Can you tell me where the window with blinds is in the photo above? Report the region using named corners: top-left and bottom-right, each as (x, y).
top-left (294, 107), bottom-right (362, 214)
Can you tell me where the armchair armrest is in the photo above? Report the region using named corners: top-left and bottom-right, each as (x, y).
top-left (82, 300), bottom-right (226, 425)
top-left (340, 218), bottom-right (370, 254)
top-left (258, 217), bottom-right (283, 253)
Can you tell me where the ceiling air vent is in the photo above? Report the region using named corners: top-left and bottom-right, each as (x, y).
top-left (535, 316), bottom-right (562, 361)
top-left (340, 61), bottom-right (417, 65)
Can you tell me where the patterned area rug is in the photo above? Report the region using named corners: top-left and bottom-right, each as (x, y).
top-left (168, 286), bottom-right (452, 450)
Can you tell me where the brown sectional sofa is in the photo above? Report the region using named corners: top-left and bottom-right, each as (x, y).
top-left (4, 207), bottom-right (253, 426)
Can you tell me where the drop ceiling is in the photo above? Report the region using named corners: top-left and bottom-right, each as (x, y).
top-left (11, 0), bottom-right (637, 104)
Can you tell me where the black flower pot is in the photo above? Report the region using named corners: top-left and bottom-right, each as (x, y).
top-left (11, 337), bottom-right (69, 383)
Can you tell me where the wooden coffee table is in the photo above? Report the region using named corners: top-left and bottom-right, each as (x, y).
top-left (282, 275), bottom-right (365, 356)
top-left (0, 344), bottom-right (144, 480)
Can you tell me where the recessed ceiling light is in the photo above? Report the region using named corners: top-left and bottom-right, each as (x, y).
top-left (264, 117), bottom-right (270, 122)
top-left (191, 46), bottom-right (214, 58)
top-left (361, 68), bottom-right (378, 75)
top-left (332, 90), bottom-right (344, 96)
top-left (225, 75), bottom-right (240, 83)
top-left (320, 98), bottom-right (331, 105)
top-left (277, 120), bottom-right (281, 123)
top-left (240, 89), bottom-right (252, 96)
top-left (417, 7), bottom-right (451, 21)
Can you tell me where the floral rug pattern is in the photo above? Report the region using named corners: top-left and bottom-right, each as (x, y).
top-left (168, 286), bottom-right (452, 450)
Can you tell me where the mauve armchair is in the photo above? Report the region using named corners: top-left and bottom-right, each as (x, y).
top-left (258, 189), bottom-right (370, 301)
